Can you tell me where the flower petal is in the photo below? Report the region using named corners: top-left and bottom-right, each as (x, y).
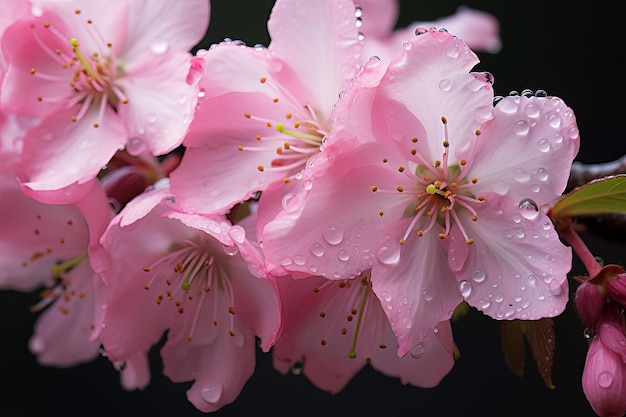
top-left (450, 193), bottom-right (571, 320)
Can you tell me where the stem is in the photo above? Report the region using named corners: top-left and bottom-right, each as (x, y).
top-left (559, 225), bottom-right (602, 277)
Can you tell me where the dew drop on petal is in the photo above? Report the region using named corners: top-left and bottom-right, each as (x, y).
top-left (459, 280), bottom-right (472, 298)
top-left (337, 250), bottom-right (350, 262)
top-left (439, 79), bottom-right (452, 92)
top-left (310, 243), bottom-right (325, 257)
top-left (536, 168), bottom-right (549, 181)
top-left (524, 102), bottom-right (540, 118)
top-left (513, 120), bottom-right (530, 135)
top-left (146, 113), bottom-right (157, 124)
top-left (422, 287), bottom-right (434, 301)
top-left (127, 138), bottom-right (146, 156)
top-left (201, 382), bottom-right (223, 404)
top-left (409, 343), bottom-right (426, 359)
top-left (549, 280), bottom-right (563, 296)
top-left (518, 198), bottom-right (539, 211)
top-left (537, 138), bottom-right (551, 152)
top-left (598, 371), bottom-right (614, 388)
top-left (471, 267), bottom-right (486, 283)
top-left (323, 226), bottom-right (343, 245)
top-left (376, 243), bottom-right (400, 265)
top-left (303, 180), bottom-right (313, 190)
top-left (228, 226), bottom-right (246, 243)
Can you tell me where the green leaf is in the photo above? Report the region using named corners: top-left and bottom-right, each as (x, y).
top-left (550, 174), bottom-right (626, 220)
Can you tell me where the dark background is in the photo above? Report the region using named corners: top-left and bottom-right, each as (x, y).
top-left (2, 1), bottom-right (624, 416)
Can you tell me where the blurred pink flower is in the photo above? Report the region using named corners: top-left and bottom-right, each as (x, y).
top-left (0, 0), bottom-right (209, 191)
top-left (263, 28), bottom-right (579, 356)
top-left (358, 0), bottom-right (501, 61)
top-left (93, 181), bottom-right (282, 412)
top-left (272, 271), bottom-right (454, 392)
top-left (169, 0), bottom-right (362, 214)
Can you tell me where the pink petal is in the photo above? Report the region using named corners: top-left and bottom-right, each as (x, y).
top-left (20, 106), bottom-right (126, 191)
top-left (371, 232), bottom-right (462, 357)
top-left (121, 0), bottom-right (209, 58)
top-left (268, 0), bottom-right (362, 122)
top-left (466, 95), bottom-right (580, 205)
top-left (0, 173), bottom-right (89, 290)
top-left (369, 320), bottom-right (454, 387)
top-left (119, 353), bottom-right (151, 390)
top-left (450, 193), bottom-right (571, 320)
top-left (28, 260), bottom-right (100, 366)
top-left (117, 50), bottom-right (200, 156)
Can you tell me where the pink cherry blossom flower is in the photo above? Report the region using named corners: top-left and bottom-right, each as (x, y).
top-left (93, 181), bottom-right (282, 412)
top-left (0, 171), bottom-right (104, 366)
top-left (169, 0), bottom-right (362, 214)
top-left (357, 0), bottom-right (501, 60)
top-left (272, 270), bottom-right (454, 393)
top-left (0, 0), bottom-right (209, 192)
top-left (582, 312), bottom-right (626, 417)
top-left (263, 28), bottom-right (579, 356)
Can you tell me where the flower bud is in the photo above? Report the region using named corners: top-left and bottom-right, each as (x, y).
top-left (606, 274), bottom-right (626, 309)
top-left (575, 280), bottom-right (607, 328)
top-left (582, 318), bottom-right (626, 417)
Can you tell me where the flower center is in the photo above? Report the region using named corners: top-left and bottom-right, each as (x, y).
top-left (28, 10), bottom-right (128, 127)
top-left (141, 239), bottom-right (238, 342)
top-left (372, 116), bottom-right (485, 245)
top-left (239, 75), bottom-right (327, 183)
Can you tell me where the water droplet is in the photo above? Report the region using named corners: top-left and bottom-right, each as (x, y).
top-left (459, 280), bottom-right (472, 298)
top-left (598, 371), bottom-right (614, 388)
top-left (478, 298), bottom-right (491, 309)
top-left (414, 26), bottom-right (428, 35)
top-left (553, 133), bottom-right (563, 144)
top-left (376, 243), bottom-right (400, 265)
top-left (337, 250), bottom-right (350, 262)
top-left (512, 120), bottom-right (530, 135)
top-left (446, 43), bottom-right (459, 58)
top-left (382, 292), bottom-right (392, 302)
top-left (127, 138), bottom-right (146, 156)
top-left (290, 361), bottom-right (304, 375)
top-left (201, 382), bottom-right (223, 403)
top-left (494, 293), bottom-right (504, 303)
top-left (471, 268), bottom-right (486, 283)
top-left (524, 103), bottom-right (540, 118)
top-left (146, 113), bottom-right (157, 124)
top-left (310, 243), bottom-right (325, 257)
top-left (498, 98), bottom-right (519, 114)
top-left (536, 138), bottom-right (550, 152)
top-left (422, 287), bottom-right (434, 301)
top-left (515, 229), bottom-right (525, 239)
top-left (512, 213), bottom-right (522, 224)
top-left (323, 226), bottom-right (343, 245)
top-left (150, 41), bottom-right (168, 54)
top-left (280, 258), bottom-right (293, 266)
top-left (536, 168), bottom-right (549, 181)
top-left (228, 226), bottom-right (246, 243)
top-left (513, 168), bottom-right (530, 183)
top-left (548, 114), bottom-right (561, 128)
top-left (549, 280), bottom-right (563, 296)
top-left (409, 343), bottom-right (426, 359)
top-left (530, 184), bottom-right (541, 193)
top-left (518, 198), bottom-right (539, 211)
top-left (354, 6), bottom-right (363, 18)
top-left (439, 79), bottom-right (452, 92)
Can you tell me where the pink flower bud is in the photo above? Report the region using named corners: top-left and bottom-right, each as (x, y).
top-left (582, 318), bottom-right (626, 417)
top-left (607, 274), bottom-right (626, 309)
top-left (575, 281), bottom-right (607, 328)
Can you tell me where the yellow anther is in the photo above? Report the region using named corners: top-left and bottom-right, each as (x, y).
top-left (438, 233), bottom-right (446, 239)
top-left (273, 97), bottom-right (279, 103)
top-left (378, 210), bottom-right (384, 217)
top-left (398, 166), bottom-right (405, 172)
top-left (399, 238), bottom-right (406, 245)
top-left (370, 185), bottom-right (378, 192)
top-left (441, 116), bottom-right (447, 124)
top-left (396, 186), bottom-right (404, 192)
top-left (257, 165), bottom-right (264, 172)
top-left (237, 145), bottom-right (244, 151)
top-left (466, 239), bottom-right (474, 245)
top-left (411, 137), bottom-right (418, 143)
top-left (260, 77), bottom-right (267, 83)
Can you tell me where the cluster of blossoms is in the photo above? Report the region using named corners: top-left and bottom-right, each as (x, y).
top-left (1, 0), bottom-right (622, 415)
